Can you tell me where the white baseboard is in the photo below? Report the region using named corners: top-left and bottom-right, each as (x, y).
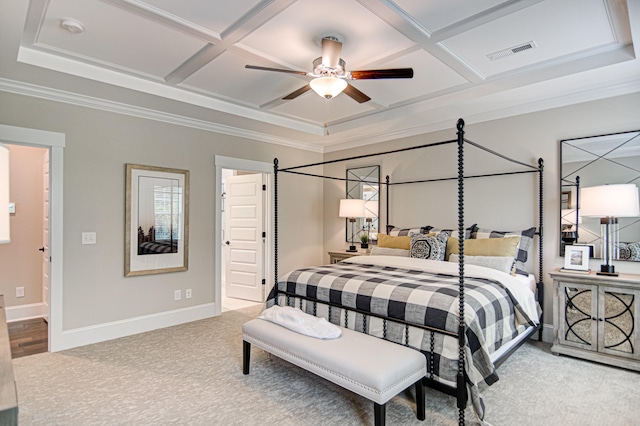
top-left (53, 303), bottom-right (218, 352)
top-left (5, 303), bottom-right (45, 322)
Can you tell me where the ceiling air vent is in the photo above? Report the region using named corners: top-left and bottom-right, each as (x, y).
top-left (487, 41), bottom-right (537, 61)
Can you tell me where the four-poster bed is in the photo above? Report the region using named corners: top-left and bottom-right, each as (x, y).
top-left (268, 119), bottom-right (544, 424)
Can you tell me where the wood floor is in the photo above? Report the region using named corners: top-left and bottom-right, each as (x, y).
top-left (8, 318), bottom-right (48, 358)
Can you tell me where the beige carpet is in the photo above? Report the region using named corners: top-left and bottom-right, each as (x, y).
top-left (12, 305), bottom-right (640, 426)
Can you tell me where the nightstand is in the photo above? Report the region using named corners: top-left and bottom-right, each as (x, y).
top-left (549, 269), bottom-right (640, 371)
top-left (328, 249), bottom-right (368, 264)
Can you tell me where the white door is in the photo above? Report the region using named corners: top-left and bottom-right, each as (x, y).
top-left (225, 173), bottom-right (265, 302)
top-left (42, 150), bottom-right (50, 322)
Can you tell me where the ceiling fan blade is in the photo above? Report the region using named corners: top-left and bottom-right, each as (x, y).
top-left (245, 65), bottom-right (308, 75)
top-left (343, 84), bottom-right (371, 104)
top-left (321, 37), bottom-right (342, 69)
top-left (350, 68), bottom-right (414, 79)
top-left (282, 84), bottom-right (312, 100)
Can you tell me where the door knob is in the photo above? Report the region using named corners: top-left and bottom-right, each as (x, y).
top-left (38, 247), bottom-right (45, 252)
top-left (225, 241), bottom-right (230, 245)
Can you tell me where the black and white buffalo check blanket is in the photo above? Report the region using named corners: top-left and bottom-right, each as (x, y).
top-left (267, 255), bottom-right (539, 421)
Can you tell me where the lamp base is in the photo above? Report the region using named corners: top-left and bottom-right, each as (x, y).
top-left (346, 246), bottom-right (357, 253)
top-left (597, 264), bottom-right (618, 276)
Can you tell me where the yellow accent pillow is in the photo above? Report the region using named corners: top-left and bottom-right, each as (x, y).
top-left (377, 234), bottom-right (411, 250)
top-left (445, 236), bottom-right (521, 260)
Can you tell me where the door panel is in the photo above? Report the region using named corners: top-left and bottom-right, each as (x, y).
top-left (224, 173), bottom-right (264, 302)
top-left (558, 282), bottom-right (597, 351)
top-left (599, 286), bottom-right (638, 359)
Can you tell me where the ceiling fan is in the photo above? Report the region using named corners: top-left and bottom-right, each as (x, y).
top-left (245, 36), bottom-right (413, 103)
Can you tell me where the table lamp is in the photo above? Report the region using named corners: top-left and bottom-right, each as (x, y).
top-left (580, 184), bottom-right (640, 276)
top-left (339, 199), bottom-right (365, 252)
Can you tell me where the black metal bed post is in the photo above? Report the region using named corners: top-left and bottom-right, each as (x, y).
top-left (274, 158), bottom-right (279, 306)
top-left (385, 175), bottom-right (390, 233)
top-left (456, 118), bottom-right (466, 425)
top-left (538, 158), bottom-right (544, 341)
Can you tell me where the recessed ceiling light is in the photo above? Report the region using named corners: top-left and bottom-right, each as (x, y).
top-left (60, 18), bottom-right (84, 34)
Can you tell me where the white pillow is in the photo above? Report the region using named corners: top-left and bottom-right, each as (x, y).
top-left (448, 253), bottom-right (514, 275)
top-left (370, 246), bottom-right (410, 257)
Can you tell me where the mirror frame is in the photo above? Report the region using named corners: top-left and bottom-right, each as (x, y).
top-left (560, 130), bottom-right (640, 260)
top-left (346, 165), bottom-right (380, 244)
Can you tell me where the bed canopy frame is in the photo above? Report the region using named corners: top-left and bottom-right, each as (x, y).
top-left (272, 119), bottom-right (544, 424)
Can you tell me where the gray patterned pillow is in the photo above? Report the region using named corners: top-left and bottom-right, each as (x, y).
top-left (387, 225), bottom-right (429, 236)
top-left (424, 224), bottom-right (478, 239)
top-left (410, 232), bottom-right (448, 261)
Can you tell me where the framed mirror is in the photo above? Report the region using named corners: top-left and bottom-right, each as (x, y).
top-left (560, 130), bottom-right (640, 260)
top-left (346, 166), bottom-right (380, 245)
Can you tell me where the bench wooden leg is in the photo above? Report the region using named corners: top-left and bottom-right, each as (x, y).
top-left (374, 402), bottom-right (385, 426)
top-left (416, 380), bottom-right (425, 421)
top-left (243, 340), bottom-right (251, 375)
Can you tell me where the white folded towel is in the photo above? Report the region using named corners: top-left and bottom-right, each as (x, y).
top-left (258, 305), bottom-right (342, 339)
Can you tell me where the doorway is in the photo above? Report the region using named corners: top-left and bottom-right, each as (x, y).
top-left (214, 156), bottom-right (272, 314)
top-left (0, 124), bottom-right (64, 352)
top-left (2, 144), bottom-right (48, 357)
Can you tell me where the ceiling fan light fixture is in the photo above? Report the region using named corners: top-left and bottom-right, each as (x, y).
top-left (309, 77), bottom-right (347, 99)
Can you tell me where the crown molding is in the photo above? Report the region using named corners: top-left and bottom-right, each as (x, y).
top-left (0, 77), bottom-right (324, 153)
top-left (1, 74), bottom-right (639, 155)
top-left (323, 78), bottom-right (640, 153)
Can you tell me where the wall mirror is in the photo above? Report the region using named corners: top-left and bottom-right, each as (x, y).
top-left (560, 130), bottom-right (640, 260)
top-left (346, 165), bottom-right (380, 244)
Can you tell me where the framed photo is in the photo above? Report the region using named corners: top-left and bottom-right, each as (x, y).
top-left (563, 245), bottom-right (590, 271)
top-left (125, 164), bottom-right (189, 277)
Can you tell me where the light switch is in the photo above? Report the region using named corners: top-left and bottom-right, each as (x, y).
top-left (8, 202), bottom-right (15, 214)
top-left (82, 232), bottom-right (97, 245)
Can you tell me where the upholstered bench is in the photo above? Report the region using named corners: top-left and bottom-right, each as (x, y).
top-left (242, 318), bottom-right (427, 426)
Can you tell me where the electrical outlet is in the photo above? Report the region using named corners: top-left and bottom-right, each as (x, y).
top-left (174, 289), bottom-right (181, 301)
top-left (82, 232), bottom-right (97, 245)
top-left (185, 289), bottom-right (192, 299)
top-left (16, 286), bottom-right (24, 298)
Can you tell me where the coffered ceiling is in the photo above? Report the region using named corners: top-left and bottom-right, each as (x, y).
top-left (1, 0), bottom-right (639, 151)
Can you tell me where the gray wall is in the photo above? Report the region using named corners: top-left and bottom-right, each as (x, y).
top-left (0, 91), bottom-right (323, 330)
top-left (323, 92), bottom-right (640, 329)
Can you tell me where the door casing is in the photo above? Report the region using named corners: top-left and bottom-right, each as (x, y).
top-left (0, 124), bottom-right (64, 351)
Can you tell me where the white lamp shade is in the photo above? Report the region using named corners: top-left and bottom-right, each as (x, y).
top-left (310, 77), bottom-right (347, 99)
top-left (339, 199), bottom-right (366, 218)
top-left (580, 184), bottom-right (640, 218)
top-left (0, 143), bottom-right (10, 244)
